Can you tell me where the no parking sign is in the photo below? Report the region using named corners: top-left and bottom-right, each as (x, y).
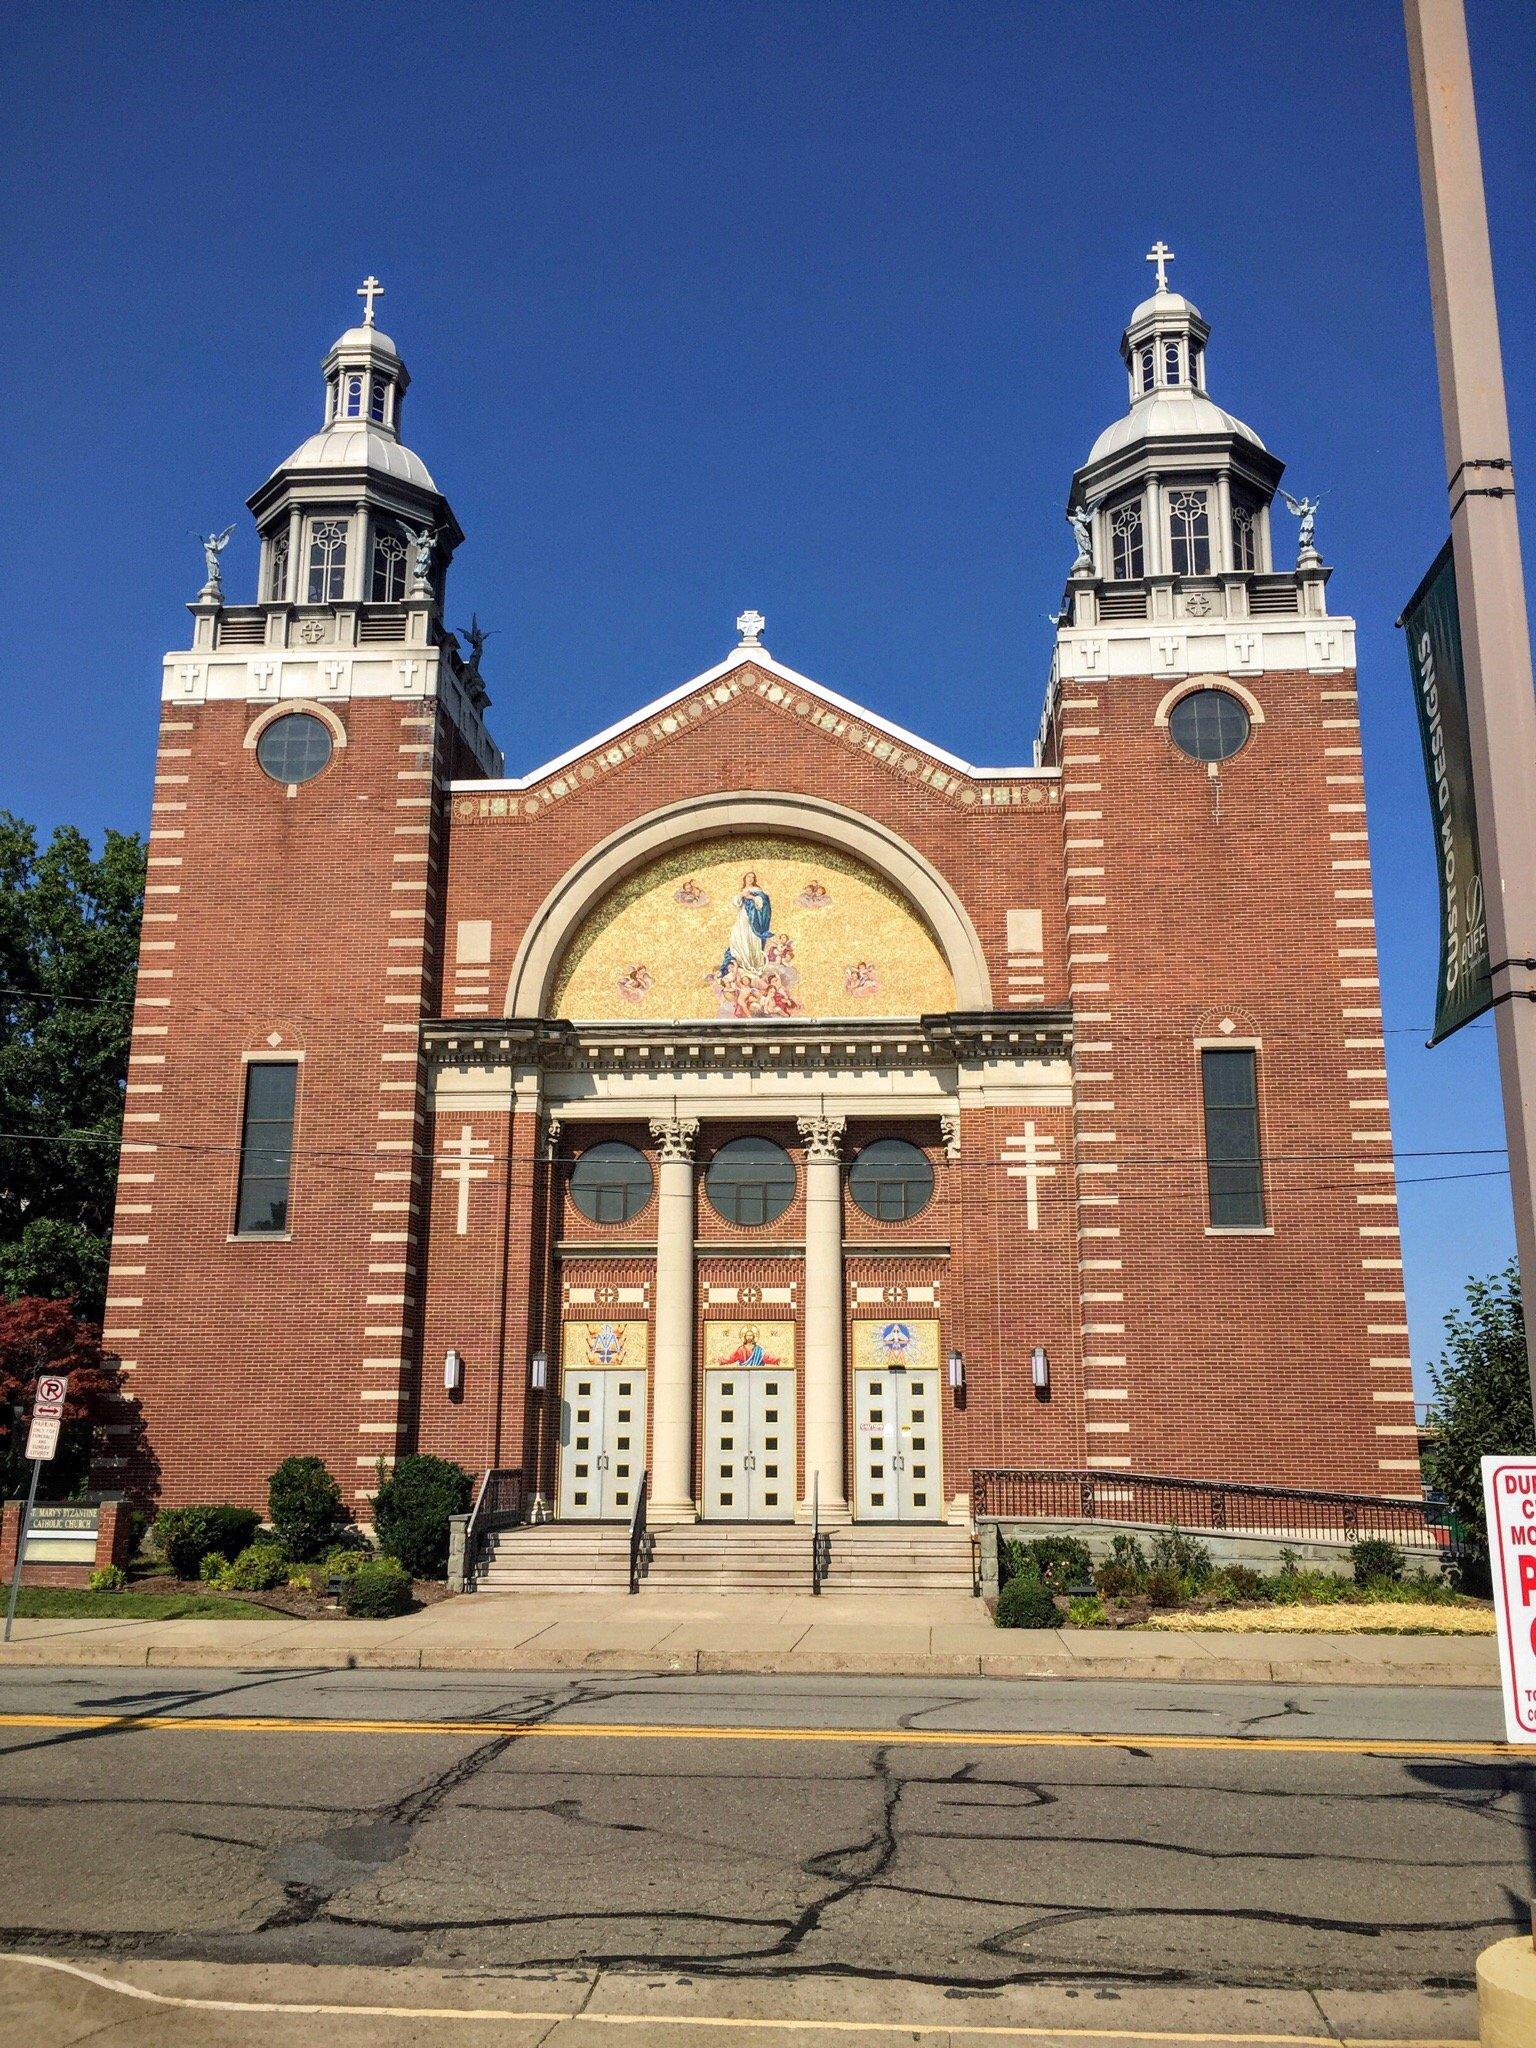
top-left (1483, 1456), bottom-right (1536, 1742)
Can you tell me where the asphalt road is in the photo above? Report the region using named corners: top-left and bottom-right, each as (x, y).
top-left (0, 1667), bottom-right (1529, 2042)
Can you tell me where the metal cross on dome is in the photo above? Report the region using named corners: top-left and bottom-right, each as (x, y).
top-left (356, 275), bottom-right (384, 327)
top-left (1145, 240), bottom-right (1175, 293)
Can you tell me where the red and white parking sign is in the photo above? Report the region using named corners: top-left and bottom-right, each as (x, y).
top-left (1483, 1456), bottom-right (1536, 1742)
top-left (23, 1374), bottom-right (69, 1464)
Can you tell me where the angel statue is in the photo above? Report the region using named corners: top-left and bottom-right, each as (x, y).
top-left (200, 525), bottom-right (234, 592)
top-left (1067, 497), bottom-right (1101, 573)
top-left (405, 525), bottom-right (436, 594)
top-left (459, 613), bottom-right (491, 671)
top-left (1281, 491), bottom-right (1322, 557)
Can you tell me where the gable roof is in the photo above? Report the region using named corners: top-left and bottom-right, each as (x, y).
top-left (450, 641), bottom-right (1052, 797)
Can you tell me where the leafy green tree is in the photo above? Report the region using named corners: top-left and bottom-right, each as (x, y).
top-left (0, 814), bottom-right (145, 1321)
top-left (1423, 1260), bottom-right (1533, 1567)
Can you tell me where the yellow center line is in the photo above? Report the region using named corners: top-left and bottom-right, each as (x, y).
top-left (0, 1954), bottom-right (1476, 2045)
top-left (0, 1710), bottom-right (1523, 1757)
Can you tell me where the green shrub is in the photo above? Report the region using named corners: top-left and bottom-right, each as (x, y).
top-left (342, 1557), bottom-right (413, 1618)
top-left (1019, 1535), bottom-right (1094, 1588)
top-left (372, 1454), bottom-right (473, 1579)
top-left (1094, 1560), bottom-right (1139, 1600)
top-left (217, 1543), bottom-right (289, 1592)
top-left (153, 1504), bottom-right (261, 1580)
top-left (267, 1456), bottom-right (348, 1561)
top-left (324, 1544), bottom-right (371, 1577)
top-left (1350, 1538), bottom-right (1407, 1587)
top-left (86, 1564), bottom-right (125, 1593)
top-left (1220, 1564), bottom-right (1273, 1604)
top-left (1149, 1525), bottom-right (1214, 1589)
top-left (994, 1568), bottom-right (1061, 1629)
top-left (198, 1552), bottom-right (225, 1584)
top-left (1065, 1595), bottom-right (1109, 1628)
top-left (1108, 1533), bottom-right (1148, 1574)
top-left (1141, 1568), bottom-right (1185, 1610)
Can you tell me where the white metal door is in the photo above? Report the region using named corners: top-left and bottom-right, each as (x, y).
top-left (853, 1367), bottom-right (942, 1521)
top-left (558, 1369), bottom-right (647, 1520)
top-left (703, 1368), bottom-right (796, 1520)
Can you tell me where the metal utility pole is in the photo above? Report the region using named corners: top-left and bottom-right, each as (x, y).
top-left (1404, 0), bottom-right (1536, 1408)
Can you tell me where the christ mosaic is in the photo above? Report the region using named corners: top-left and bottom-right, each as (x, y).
top-left (549, 837), bottom-right (957, 1022)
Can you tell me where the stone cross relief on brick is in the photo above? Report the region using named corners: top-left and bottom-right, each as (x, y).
top-left (1004, 1121), bottom-right (1061, 1231)
top-left (439, 1123), bottom-right (491, 1236)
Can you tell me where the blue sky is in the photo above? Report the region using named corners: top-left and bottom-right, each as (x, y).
top-left (3, 0), bottom-right (1533, 1384)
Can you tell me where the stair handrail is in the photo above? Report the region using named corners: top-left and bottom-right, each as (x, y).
top-left (811, 1469), bottom-right (830, 1595)
top-left (629, 1468), bottom-right (654, 1594)
top-left (462, 1467), bottom-right (525, 1592)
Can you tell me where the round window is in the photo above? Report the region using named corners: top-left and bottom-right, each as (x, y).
top-left (569, 1141), bottom-right (653, 1225)
top-left (1168, 687), bottom-right (1250, 763)
top-left (256, 712), bottom-right (334, 784)
top-left (848, 1138), bottom-right (934, 1222)
top-left (705, 1135), bottom-right (796, 1228)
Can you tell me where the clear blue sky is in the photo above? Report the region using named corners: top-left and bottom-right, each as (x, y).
top-left (3, 0), bottom-right (1533, 1385)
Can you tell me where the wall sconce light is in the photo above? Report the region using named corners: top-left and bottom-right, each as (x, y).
top-left (530, 1350), bottom-right (549, 1394)
top-left (1031, 1345), bottom-right (1050, 1395)
top-left (443, 1347), bottom-right (463, 1393)
top-left (947, 1349), bottom-right (965, 1392)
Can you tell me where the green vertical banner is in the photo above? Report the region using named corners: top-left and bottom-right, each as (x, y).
top-left (1402, 540), bottom-right (1491, 1043)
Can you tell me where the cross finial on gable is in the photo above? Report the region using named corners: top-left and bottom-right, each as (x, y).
top-left (1145, 240), bottom-right (1174, 293)
top-left (736, 609), bottom-right (766, 648)
top-left (357, 274), bottom-right (384, 326)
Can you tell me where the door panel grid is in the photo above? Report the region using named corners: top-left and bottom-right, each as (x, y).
top-left (557, 1370), bottom-right (647, 1520)
top-left (853, 1367), bottom-right (942, 1521)
top-left (703, 1369), bottom-right (797, 1520)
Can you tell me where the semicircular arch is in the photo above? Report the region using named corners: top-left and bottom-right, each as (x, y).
top-left (504, 792), bottom-right (992, 1017)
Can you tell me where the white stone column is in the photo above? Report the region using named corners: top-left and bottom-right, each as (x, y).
top-left (648, 1117), bottom-right (699, 1523)
top-left (798, 1115), bottom-right (851, 1522)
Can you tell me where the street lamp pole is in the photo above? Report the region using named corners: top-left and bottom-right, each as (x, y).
top-left (1404, 0), bottom-right (1536, 1410)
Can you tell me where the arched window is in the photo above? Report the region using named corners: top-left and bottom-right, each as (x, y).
top-left (267, 532), bottom-right (290, 601)
top-left (848, 1139), bottom-right (934, 1222)
top-left (1110, 500), bottom-right (1145, 580)
top-left (306, 519), bottom-right (348, 603)
top-left (569, 1141), bottom-right (653, 1224)
top-left (1231, 504), bottom-right (1258, 573)
top-left (705, 1136), bottom-right (796, 1227)
top-left (370, 529), bottom-right (408, 603)
top-left (1139, 345), bottom-right (1155, 393)
top-left (368, 376), bottom-right (387, 424)
top-left (1164, 340), bottom-right (1182, 384)
top-left (1168, 687), bottom-right (1251, 763)
top-left (1168, 489), bottom-right (1210, 576)
top-left (343, 373), bottom-right (364, 419)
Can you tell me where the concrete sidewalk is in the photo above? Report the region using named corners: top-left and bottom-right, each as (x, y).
top-left (0, 1589), bottom-right (1500, 1684)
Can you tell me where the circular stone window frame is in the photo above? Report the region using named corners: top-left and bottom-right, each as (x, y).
top-left (244, 700), bottom-right (348, 789)
top-left (1153, 676), bottom-right (1264, 766)
top-left (703, 1133), bottom-right (799, 1230)
top-left (567, 1139), bottom-right (656, 1229)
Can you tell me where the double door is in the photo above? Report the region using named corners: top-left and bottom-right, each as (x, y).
top-left (703, 1368), bottom-right (796, 1520)
top-left (853, 1366), bottom-right (942, 1521)
top-left (557, 1369), bottom-right (647, 1520)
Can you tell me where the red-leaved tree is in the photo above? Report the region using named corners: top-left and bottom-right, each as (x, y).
top-left (0, 1296), bottom-right (133, 1499)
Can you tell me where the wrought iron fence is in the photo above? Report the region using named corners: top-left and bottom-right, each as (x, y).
top-left (629, 1470), bottom-right (654, 1594)
top-left (464, 1467), bottom-right (526, 1588)
top-left (971, 1467), bottom-right (1452, 1554)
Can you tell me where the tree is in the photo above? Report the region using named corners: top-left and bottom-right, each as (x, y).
top-left (0, 1296), bottom-right (133, 1499)
top-left (1423, 1260), bottom-right (1533, 1568)
top-left (0, 814), bottom-right (145, 1321)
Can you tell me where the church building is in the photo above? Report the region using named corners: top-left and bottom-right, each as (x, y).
top-left (104, 258), bottom-right (1418, 1530)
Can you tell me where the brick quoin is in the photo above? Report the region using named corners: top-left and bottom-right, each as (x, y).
top-left (110, 280), bottom-right (1416, 1519)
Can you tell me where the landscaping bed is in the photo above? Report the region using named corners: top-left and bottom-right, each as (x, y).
top-left (994, 1530), bottom-right (1491, 1635)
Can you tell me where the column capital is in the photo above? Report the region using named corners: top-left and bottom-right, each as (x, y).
top-left (542, 1114), bottom-right (562, 1163)
top-left (649, 1116), bottom-right (700, 1163)
top-left (797, 1114), bottom-right (847, 1161)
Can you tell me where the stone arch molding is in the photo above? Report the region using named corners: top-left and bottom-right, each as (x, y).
top-left (504, 792), bottom-right (993, 1018)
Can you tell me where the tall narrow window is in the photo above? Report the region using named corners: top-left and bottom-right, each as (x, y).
top-left (306, 519), bottom-right (348, 603)
top-left (1110, 501), bottom-right (1145, 580)
top-left (1168, 489), bottom-right (1211, 575)
top-left (267, 531), bottom-right (290, 601)
top-left (371, 529), bottom-right (407, 602)
top-left (1190, 343), bottom-right (1203, 388)
top-left (235, 1061), bottom-right (297, 1235)
top-left (1164, 339), bottom-right (1182, 384)
top-left (343, 373), bottom-right (364, 418)
top-left (1139, 345), bottom-right (1155, 393)
top-left (1231, 504), bottom-right (1258, 573)
top-left (368, 376), bottom-right (387, 423)
top-left (1201, 1048), bottom-right (1265, 1228)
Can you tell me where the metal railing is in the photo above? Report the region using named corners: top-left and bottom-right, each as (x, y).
top-left (463, 1467), bottom-right (525, 1589)
top-left (811, 1471), bottom-right (830, 1595)
top-left (971, 1467), bottom-right (1453, 1555)
top-left (629, 1470), bottom-right (654, 1594)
